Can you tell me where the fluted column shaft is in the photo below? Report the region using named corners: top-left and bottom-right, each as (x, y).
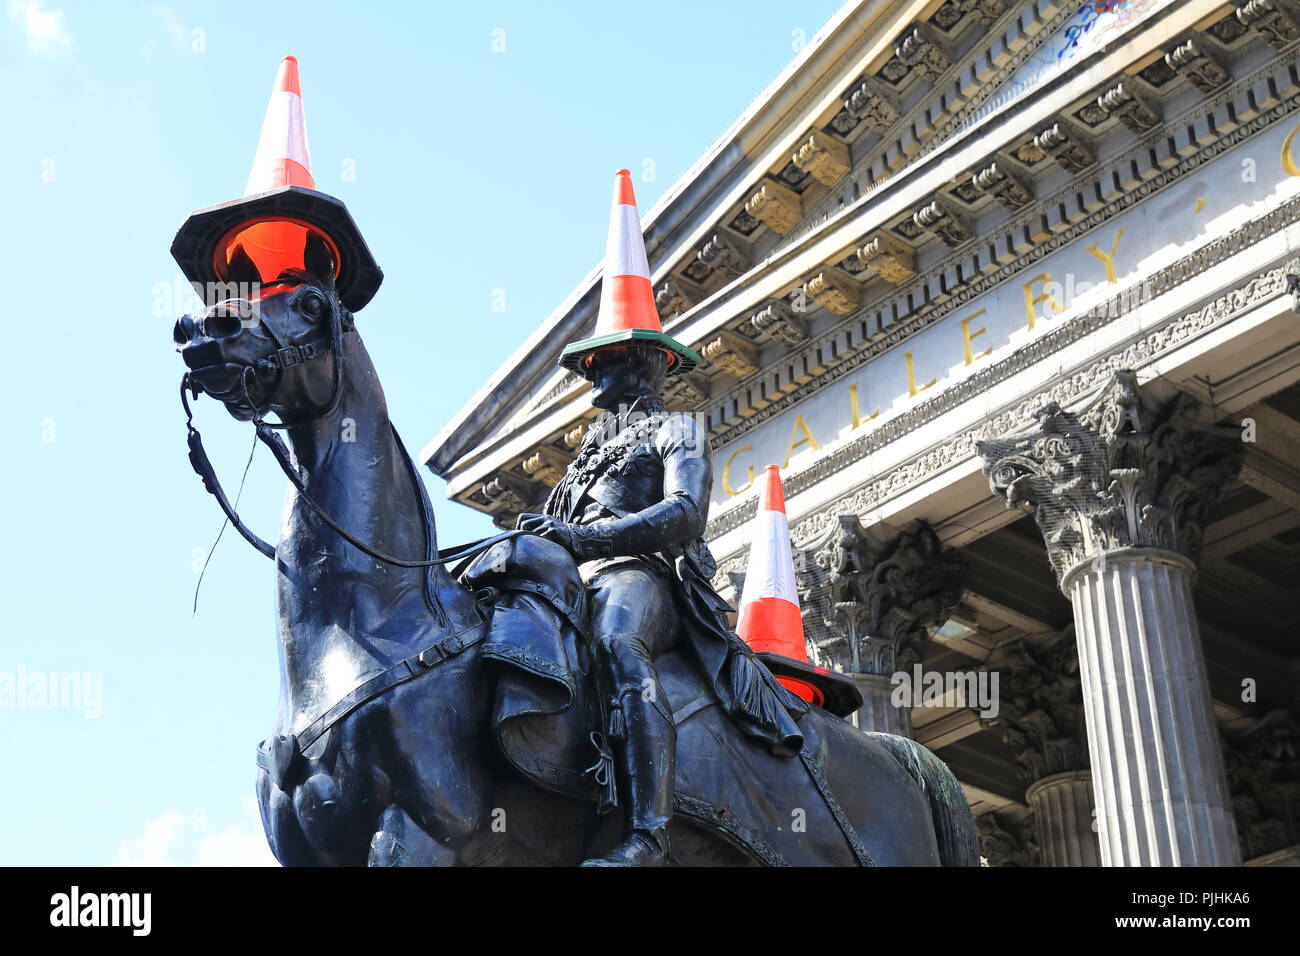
top-left (1065, 549), bottom-right (1240, 866)
top-left (1026, 771), bottom-right (1101, 866)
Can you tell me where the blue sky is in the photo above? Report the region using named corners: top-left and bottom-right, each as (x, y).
top-left (0, 0), bottom-right (838, 864)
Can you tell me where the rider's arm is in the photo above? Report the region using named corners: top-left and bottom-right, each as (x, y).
top-left (568, 413), bottom-right (712, 561)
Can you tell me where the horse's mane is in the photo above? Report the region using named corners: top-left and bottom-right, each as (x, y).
top-left (276, 266), bottom-right (330, 289)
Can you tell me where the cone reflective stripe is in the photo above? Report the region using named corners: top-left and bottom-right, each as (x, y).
top-left (596, 169), bottom-right (658, 335)
top-left (558, 169), bottom-right (700, 376)
top-left (736, 465), bottom-right (821, 705)
top-left (245, 55), bottom-right (314, 193)
top-left (224, 56), bottom-right (327, 291)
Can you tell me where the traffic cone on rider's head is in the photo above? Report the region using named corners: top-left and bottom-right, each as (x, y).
top-left (171, 55), bottom-right (383, 311)
top-left (736, 466), bottom-right (822, 706)
top-left (558, 169), bottom-right (700, 377)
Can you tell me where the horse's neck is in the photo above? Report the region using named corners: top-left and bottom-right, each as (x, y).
top-left (273, 338), bottom-right (476, 731)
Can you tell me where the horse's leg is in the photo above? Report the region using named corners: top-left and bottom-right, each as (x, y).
top-left (368, 805), bottom-right (454, 866)
top-left (378, 661), bottom-right (497, 864)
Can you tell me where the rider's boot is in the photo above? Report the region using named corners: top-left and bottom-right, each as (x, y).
top-left (582, 689), bottom-right (674, 866)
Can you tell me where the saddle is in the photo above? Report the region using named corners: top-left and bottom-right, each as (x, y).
top-left (461, 534), bottom-right (872, 866)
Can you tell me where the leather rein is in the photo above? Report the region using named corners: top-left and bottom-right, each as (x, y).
top-left (180, 288), bottom-right (521, 615)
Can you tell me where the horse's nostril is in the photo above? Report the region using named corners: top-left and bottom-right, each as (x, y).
top-left (201, 309), bottom-right (243, 340)
top-left (173, 315), bottom-right (193, 348)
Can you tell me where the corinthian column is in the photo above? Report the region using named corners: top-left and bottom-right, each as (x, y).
top-left (807, 516), bottom-right (965, 736)
top-left (977, 371), bottom-right (1244, 866)
top-left (983, 635), bottom-right (1100, 866)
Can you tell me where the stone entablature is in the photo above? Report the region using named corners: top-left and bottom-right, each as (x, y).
top-left (699, 74), bottom-right (1300, 553)
top-left (711, 217), bottom-right (1300, 578)
top-left (699, 53), bottom-right (1300, 455)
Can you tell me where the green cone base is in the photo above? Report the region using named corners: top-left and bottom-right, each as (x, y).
top-left (559, 328), bottom-right (700, 378)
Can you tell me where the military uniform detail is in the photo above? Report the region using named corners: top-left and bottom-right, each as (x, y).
top-left (542, 395), bottom-right (807, 755)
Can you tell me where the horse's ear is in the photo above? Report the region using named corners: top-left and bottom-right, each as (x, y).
top-left (226, 244), bottom-right (260, 286)
top-left (303, 234), bottom-right (335, 288)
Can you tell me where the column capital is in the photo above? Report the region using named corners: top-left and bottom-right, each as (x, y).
top-left (1222, 709), bottom-right (1300, 862)
top-left (976, 370), bottom-right (1244, 587)
top-left (809, 516), bottom-right (965, 676)
top-left (982, 632), bottom-right (1088, 786)
top-left (975, 811), bottom-right (1040, 868)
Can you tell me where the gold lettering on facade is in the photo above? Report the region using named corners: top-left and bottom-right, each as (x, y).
top-left (848, 383), bottom-right (879, 429)
top-left (1022, 273), bottom-right (1064, 330)
top-left (1282, 122), bottom-right (1300, 177)
top-left (1084, 227), bottom-right (1125, 283)
top-left (960, 309), bottom-right (991, 366)
top-left (905, 351), bottom-right (936, 397)
top-left (722, 445), bottom-right (755, 497)
top-left (783, 415), bottom-right (821, 468)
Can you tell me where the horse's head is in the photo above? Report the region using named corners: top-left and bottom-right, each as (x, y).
top-left (173, 234), bottom-right (351, 423)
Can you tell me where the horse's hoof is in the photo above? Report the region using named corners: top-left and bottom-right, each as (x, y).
top-left (580, 831), bottom-right (669, 867)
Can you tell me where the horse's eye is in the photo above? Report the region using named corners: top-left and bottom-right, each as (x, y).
top-left (300, 291), bottom-right (326, 321)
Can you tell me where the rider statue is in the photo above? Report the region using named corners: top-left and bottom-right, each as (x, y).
top-left (515, 171), bottom-right (807, 866)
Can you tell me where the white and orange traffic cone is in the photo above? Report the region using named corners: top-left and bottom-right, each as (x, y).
top-left (737, 465), bottom-right (822, 705)
top-left (559, 169), bottom-right (699, 376)
top-left (245, 55), bottom-right (314, 193)
top-left (172, 55), bottom-right (383, 311)
top-left (737, 465), bottom-right (863, 716)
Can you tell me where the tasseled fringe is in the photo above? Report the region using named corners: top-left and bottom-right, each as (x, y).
top-left (729, 650), bottom-right (804, 730)
top-left (607, 699), bottom-right (627, 741)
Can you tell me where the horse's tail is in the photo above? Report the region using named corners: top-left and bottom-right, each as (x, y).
top-left (865, 732), bottom-right (980, 867)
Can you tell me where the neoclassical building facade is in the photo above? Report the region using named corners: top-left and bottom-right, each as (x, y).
top-left (425, 0), bottom-right (1300, 865)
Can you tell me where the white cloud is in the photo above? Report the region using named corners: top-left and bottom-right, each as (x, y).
top-left (139, 5), bottom-right (194, 61)
top-left (153, 4), bottom-right (185, 47)
top-left (7, 0), bottom-right (72, 56)
top-left (115, 796), bottom-right (279, 867)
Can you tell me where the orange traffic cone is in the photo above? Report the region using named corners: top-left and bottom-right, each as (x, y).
top-left (559, 169), bottom-right (699, 376)
top-left (245, 55), bottom-right (315, 193)
top-left (736, 466), bottom-right (864, 717)
top-left (736, 465), bottom-right (821, 705)
top-left (172, 56), bottom-right (383, 311)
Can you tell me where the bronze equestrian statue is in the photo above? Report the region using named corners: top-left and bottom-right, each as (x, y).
top-left (168, 57), bottom-right (979, 867)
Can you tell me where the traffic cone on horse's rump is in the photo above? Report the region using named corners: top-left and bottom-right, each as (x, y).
top-left (171, 55), bottom-right (383, 311)
top-left (737, 466), bottom-right (820, 705)
top-left (559, 169), bottom-right (700, 377)
top-left (737, 465), bottom-right (863, 717)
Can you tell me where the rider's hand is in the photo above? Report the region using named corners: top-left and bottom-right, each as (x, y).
top-left (516, 514), bottom-right (577, 553)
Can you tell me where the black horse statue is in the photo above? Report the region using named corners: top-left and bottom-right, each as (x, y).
top-left (172, 241), bottom-right (979, 866)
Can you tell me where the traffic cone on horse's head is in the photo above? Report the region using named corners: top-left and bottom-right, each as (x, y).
top-left (171, 55), bottom-right (383, 311)
top-left (244, 55), bottom-right (315, 194)
top-left (559, 169), bottom-right (700, 377)
top-left (736, 466), bottom-right (864, 717)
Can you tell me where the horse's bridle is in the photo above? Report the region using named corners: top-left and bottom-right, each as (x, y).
top-left (181, 285), bottom-right (521, 624)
